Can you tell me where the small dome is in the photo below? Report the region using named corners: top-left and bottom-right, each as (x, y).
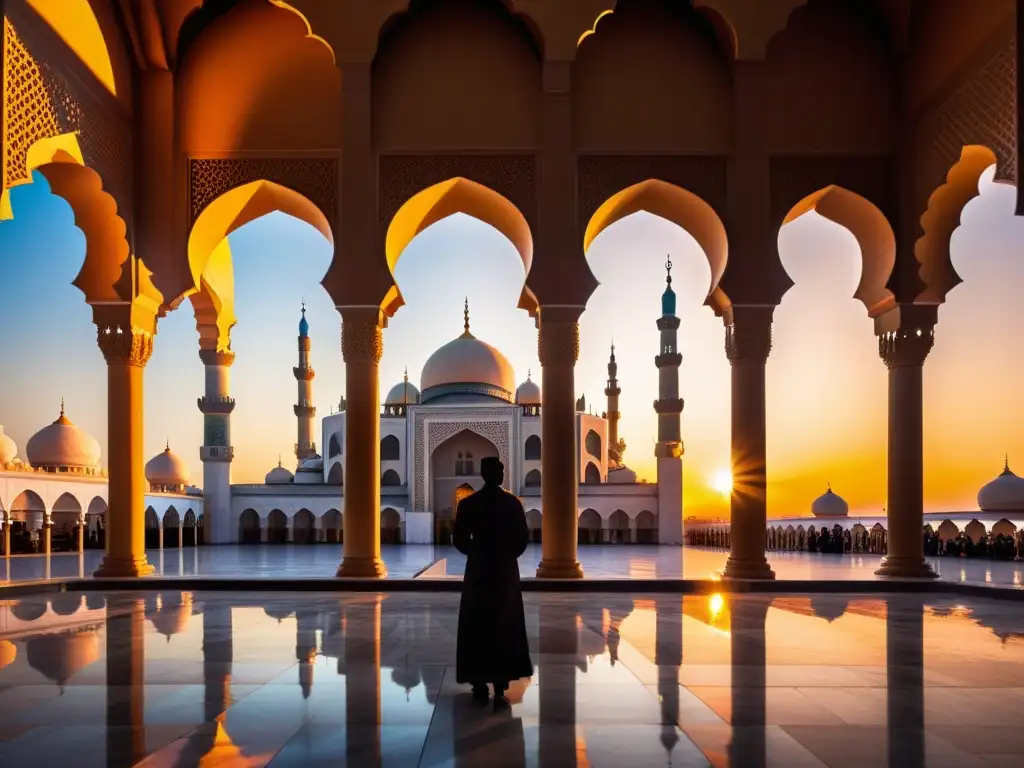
top-left (298, 454), bottom-right (323, 472)
top-left (298, 303), bottom-right (309, 337)
top-left (607, 465), bottom-right (637, 484)
top-left (0, 426), bottom-right (17, 465)
top-left (420, 300), bottom-right (515, 400)
top-left (515, 372), bottom-right (541, 405)
top-left (26, 629), bottom-right (100, 687)
top-left (662, 257), bottom-right (676, 316)
top-left (145, 442), bottom-right (191, 487)
top-left (265, 459), bottom-right (294, 484)
top-left (26, 402), bottom-right (101, 472)
top-left (978, 458), bottom-right (1024, 512)
top-left (385, 379), bottom-right (420, 405)
top-left (149, 593), bottom-right (193, 640)
top-left (812, 485), bottom-right (849, 517)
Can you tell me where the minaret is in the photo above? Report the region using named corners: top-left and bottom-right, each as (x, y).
top-left (654, 256), bottom-right (684, 545)
top-left (293, 302), bottom-right (317, 460)
top-left (604, 342), bottom-right (621, 457)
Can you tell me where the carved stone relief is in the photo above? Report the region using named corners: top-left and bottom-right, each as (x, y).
top-left (188, 157), bottom-right (339, 229)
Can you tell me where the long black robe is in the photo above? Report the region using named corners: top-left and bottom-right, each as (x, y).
top-left (453, 483), bottom-right (533, 685)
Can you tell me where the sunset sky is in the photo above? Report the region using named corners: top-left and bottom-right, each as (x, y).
top-left (1, 167), bottom-right (1022, 520)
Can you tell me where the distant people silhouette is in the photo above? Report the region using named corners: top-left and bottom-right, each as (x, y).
top-left (453, 456), bottom-right (533, 710)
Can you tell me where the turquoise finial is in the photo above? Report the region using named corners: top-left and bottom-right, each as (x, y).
top-left (298, 300), bottom-right (309, 337)
top-left (661, 255), bottom-right (676, 316)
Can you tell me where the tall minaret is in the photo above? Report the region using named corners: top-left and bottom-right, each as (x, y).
top-left (294, 302), bottom-right (317, 460)
top-left (604, 342), bottom-right (621, 457)
top-left (654, 256), bottom-right (684, 544)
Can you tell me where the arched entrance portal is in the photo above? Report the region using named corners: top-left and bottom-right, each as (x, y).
top-left (239, 509), bottom-right (260, 544)
top-left (430, 428), bottom-right (498, 544)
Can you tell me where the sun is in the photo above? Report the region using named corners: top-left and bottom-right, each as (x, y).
top-left (711, 468), bottom-right (733, 496)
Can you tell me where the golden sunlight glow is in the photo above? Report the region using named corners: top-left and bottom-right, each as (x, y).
top-left (708, 592), bottom-right (725, 620)
top-left (577, 9), bottom-right (614, 47)
top-left (711, 468), bottom-right (733, 496)
top-left (27, 0), bottom-right (116, 95)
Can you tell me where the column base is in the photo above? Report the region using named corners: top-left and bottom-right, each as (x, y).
top-left (536, 559), bottom-right (584, 579)
top-left (721, 557), bottom-right (776, 581)
top-left (94, 555), bottom-right (155, 578)
top-left (336, 556), bottom-right (388, 578)
top-left (874, 557), bottom-right (938, 579)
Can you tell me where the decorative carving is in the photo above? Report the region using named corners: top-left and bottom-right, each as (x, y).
top-left (725, 313), bottom-right (773, 364)
top-left (577, 154), bottom-right (728, 234)
top-left (538, 321), bottom-right (580, 366)
top-left (411, 409), bottom-right (513, 510)
top-left (878, 328), bottom-right (935, 369)
top-left (378, 154), bottom-right (536, 229)
top-left (924, 38), bottom-right (1016, 183)
top-left (341, 320), bottom-right (383, 364)
top-left (96, 325), bottom-right (154, 367)
top-left (3, 21), bottom-right (131, 221)
top-left (197, 395), bottom-right (236, 415)
top-left (203, 416), bottom-right (229, 447)
top-left (199, 349), bottom-right (236, 367)
top-left (188, 157), bottom-right (338, 227)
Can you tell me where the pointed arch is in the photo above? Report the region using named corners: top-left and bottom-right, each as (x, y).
top-left (782, 185), bottom-right (896, 316)
top-left (584, 179), bottom-right (728, 312)
top-left (381, 434), bottom-right (401, 462)
top-left (524, 434), bottom-right (541, 461)
top-left (25, 0), bottom-right (118, 95)
top-left (524, 469), bottom-right (541, 487)
top-left (382, 469), bottom-right (402, 486)
top-left (584, 462), bottom-right (601, 485)
top-left (383, 177), bottom-right (535, 317)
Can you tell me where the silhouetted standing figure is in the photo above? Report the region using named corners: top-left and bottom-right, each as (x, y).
top-left (454, 457), bottom-right (533, 710)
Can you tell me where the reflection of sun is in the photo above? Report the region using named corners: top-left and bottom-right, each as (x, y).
top-left (711, 468), bottom-right (732, 495)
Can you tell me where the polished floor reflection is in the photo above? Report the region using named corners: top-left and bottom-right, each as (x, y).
top-left (3, 545), bottom-right (1024, 588)
top-left (2, 592), bottom-right (1024, 766)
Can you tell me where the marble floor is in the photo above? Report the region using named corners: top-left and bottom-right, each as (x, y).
top-left (2, 545), bottom-right (1023, 588)
top-left (1, 590), bottom-right (1023, 767)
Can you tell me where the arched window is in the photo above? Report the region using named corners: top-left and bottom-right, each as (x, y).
top-left (524, 434), bottom-right (541, 460)
top-left (327, 462), bottom-right (343, 485)
top-left (328, 433), bottom-right (342, 458)
top-left (584, 462), bottom-right (601, 484)
top-left (381, 434), bottom-right (401, 461)
top-left (455, 452), bottom-right (464, 476)
top-left (585, 430), bottom-right (602, 459)
top-left (524, 469), bottom-right (541, 487)
top-left (382, 469), bottom-right (401, 486)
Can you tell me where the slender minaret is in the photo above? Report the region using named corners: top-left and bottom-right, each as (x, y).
top-left (294, 302), bottom-right (317, 460)
top-left (604, 342), bottom-right (621, 457)
top-left (654, 256), bottom-right (684, 545)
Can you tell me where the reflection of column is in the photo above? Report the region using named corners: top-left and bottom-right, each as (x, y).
top-left (728, 596), bottom-right (769, 768)
top-left (198, 349), bottom-right (236, 545)
top-left (190, 602), bottom-right (242, 763)
top-left (886, 597), bottom-right (925, 765)
top-left (337, 310), bottom-right (387, 577)
top-left (296, 610), bottom-right (318, 699)
top-left (537, 311), bottom-right (583, 578)
top-left (95, 325), bottom-right (155, 577)
top-left (875, 310), bottom-right (938, 578)
top-left (344, 597), bottom-right (382, 765)
top-left (538, 602), bottom-right (578, 767)
top-left (722, 307), bottom-right (775, 580)
top-left (106, 595), bottom-right (147, 766)
top-left (655, 596), bottom-right (682, 756)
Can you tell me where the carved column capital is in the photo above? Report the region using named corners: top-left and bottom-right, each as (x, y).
top-left (97, 325), bottom-right (154, 367)
top-left (342, 318), bottom-right (383, 364)
top-left (538, 320), bottom-right (579, 367)
top-left (878, 327), bottom-right (935, 369)
top-left (724, 306), bottom-right (774, 364)
top-left (199, 349), bottom-right (236, 367)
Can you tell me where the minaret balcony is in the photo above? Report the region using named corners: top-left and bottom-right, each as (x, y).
top-left (198, 396), bottom-right (236, 415)
top-left (293, 366), bottom-right (316, 380)
top-left (655, 353), bottom-right (683, 368)
top-left (200, 445), bottom-right (234, 462)
top-left (294, 404), bottom-right (317, 417)
top-left (295, 442), bottom-right (318, 455)
top-left (604, 385), bottom-right (621, 397)
top-left (653, 398), bottom-right (684, 415)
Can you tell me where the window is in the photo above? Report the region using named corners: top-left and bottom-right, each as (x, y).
top-left (585, 430), bottom-right (602, 459)
top-left (381, 435), bottom-right (400, 461)
top-left (524, 469), bottom-right (541, 487)
top-left (524, 435), bottom-right (541, 461)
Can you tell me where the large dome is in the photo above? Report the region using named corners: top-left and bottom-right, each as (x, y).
top-left (515, 372), bottom-right (541, 405)
top-left (420, 301), bottom-right (514, 401)
top-left (0, 426), bottom-right (17, 465)
top-left (26, 402), bottom-right (101, 472)
top-left (145, 442), bottom-right (191, 488)
top-left (811, 485), bottom-right (849, 517)
top-left (978, 458), bottom-right (1024, 512)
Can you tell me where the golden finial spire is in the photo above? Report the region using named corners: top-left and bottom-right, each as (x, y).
top-left (463, 297), bottom-right (471, 336)
top-left (665, 254), bottom-right (673, 285)
top-left (403, 367), bottom-right (409, 405)
top-left (527, 368), bottom-right (531, 380)
top-left (60, 397), bottom-right (65, 417)
top-left (827, 481), bottom-right (832, 493)
top-left (277, 455), bottom-right (282, 468)
top-left (301, 298), bottom-right (306, 314)
top-left (165, 437), bottom-right (170, 451)
top-left (403, 367), bottom-right (408, 384)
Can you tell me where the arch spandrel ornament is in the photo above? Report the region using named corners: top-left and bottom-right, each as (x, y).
top-left (577, 154), bottom-right (727, 238)
top-left (378, 154), bottom-right (536, 233)
top-left (3, 20), bottom-right (131, 220)
top-left (188, 157), bottom-right (339, 230)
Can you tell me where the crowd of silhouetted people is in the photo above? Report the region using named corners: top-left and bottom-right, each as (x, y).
top-left (687, 524), bottom-right (1023, 561)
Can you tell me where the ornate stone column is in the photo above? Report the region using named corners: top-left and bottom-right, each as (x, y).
top-left (337, 309), bottom-right (387, 578)
top-left (1, 516), bottom-right (9, 557)
top-left (875, 314), bottom-right (938, 578)
top-left (536, 310), bottom-right (584, 579)
top-left (722, 307), bottom-right (775, 580)
top-left (95, 325), bottom-right (156, 577)
top-left (77, 512), bottom-right (85, 553)
top-left (41, 513), bottom-right (52, 557)
top-left (198, 349), bottom-right (236, 545)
